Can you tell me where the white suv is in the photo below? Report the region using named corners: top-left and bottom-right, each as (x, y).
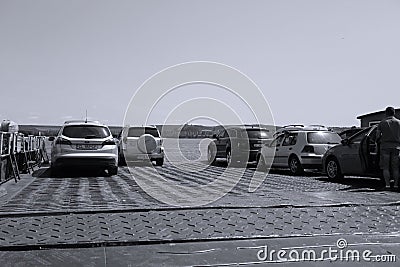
top-left (50, 120), bottom-right (118, 175)
top-left (119, 126), bottom-right (164, 166)
top-left (258, 125), bottom-right (341, 175)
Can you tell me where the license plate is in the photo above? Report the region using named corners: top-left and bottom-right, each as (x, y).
top-left (76, 144), bottom-right (99, 150)
top-left (254, 144), bottom-right (262, 147)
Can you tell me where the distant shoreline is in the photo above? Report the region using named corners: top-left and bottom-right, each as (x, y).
top-left (16, 124), bottom-right (352, 137)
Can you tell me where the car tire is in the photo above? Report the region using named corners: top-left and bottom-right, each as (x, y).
top-left (326, 157), bottom-right (343, 180)
top-left (207, 147), bottom-right (216, 165)
top-left (155, 158), bottom-right (164, 166)
top-left (108, 166), bottom-right (118, 176)
top-left (289, 156), bottom-right (304, 175)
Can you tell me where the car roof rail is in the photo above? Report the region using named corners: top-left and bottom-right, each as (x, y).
top-left (64, 120), bottom-right (101, 124)
top-left (275, 125), bottom-right (304, 133)
top-left (304, 125), bottom-right (328, 131)
top-left (308, 124), bottom-right (325, 128)
top-left (282, 124), bottom-right (304, 128)
top-left (274, 124), bottom-right (329, 136)
top-left (126, 125), bottom-right (157, 128)
top-left (279, 124), bottom-right (329, 131)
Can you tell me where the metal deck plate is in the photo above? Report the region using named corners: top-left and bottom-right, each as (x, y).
top-left (0, 205), bottom-right (399, 248)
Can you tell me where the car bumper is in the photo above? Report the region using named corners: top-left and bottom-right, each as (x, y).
top-left (232, 150), bottom-right (259, 162)
top-left (52, 153), bottom-right (118, 168)
top-left (123, 151), bottom-right (165, 161)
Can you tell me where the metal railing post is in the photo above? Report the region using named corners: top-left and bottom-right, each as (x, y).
top-left (1, 131), bottom-right (48, 184)
top-left (0, 133), bottom-right (3, 155)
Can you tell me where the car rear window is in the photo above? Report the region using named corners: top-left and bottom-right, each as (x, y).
top-left (128, 127), bottom-right (160, 137)
top-left (62, 125), bottom-right (111, 138)
top-left (307, 132), bottom-right (341, 144)
top-left (244, 129), bottom-right (270, 139)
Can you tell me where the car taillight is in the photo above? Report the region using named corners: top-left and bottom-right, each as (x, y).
top-left (55, 137), bottom-right (72, 145)
top-left (302, 145), bottom-right (314, 153)
top-left (102, 139), bottom-right (116, 146)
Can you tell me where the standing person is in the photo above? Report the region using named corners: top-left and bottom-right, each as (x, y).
top-left (376, 107), bottom-right (400, 191)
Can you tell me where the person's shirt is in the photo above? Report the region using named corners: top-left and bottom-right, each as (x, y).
top-left (376, 116), bottom-right (400, 149)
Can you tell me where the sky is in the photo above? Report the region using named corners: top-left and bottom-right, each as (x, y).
top-left (0, 0), bottom-right (399, 127)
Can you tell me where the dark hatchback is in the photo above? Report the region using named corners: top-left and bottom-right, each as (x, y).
top-left (207, 126), bottom-right (272, 166)
top-left (323, 125), bottom-right (382, 180)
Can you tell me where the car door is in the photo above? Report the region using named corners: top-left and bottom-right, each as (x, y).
top-left (338, 130), bottom-right (367, 174)
top-left (359, 126), bottom-right (380, 176)
top-left (278, 132), bottom-right (298, 166)
top-left (270, 134), bottom-right (284, 167)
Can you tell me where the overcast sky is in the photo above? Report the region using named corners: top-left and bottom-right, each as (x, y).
top-left (0, 0), bottom-right (399, 127)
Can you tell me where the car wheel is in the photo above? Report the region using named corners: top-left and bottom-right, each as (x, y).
top-left (326, 158), bottom-right (343, 180)
top-left (207, 147), bottom-right (216, 165)
top-left (155, 158), bottom-right (164, 166)
top-left (289, 156), bottom-right (303, 175)
top-left (108, 166), bottom-right (118, 176)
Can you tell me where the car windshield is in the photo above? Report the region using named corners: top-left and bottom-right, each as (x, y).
top-left (128, 127), bottom-right (160, 137)
top-left (243, 129), bottom-right (270, 139)
top-left (307, 132), bottom-right (341, 144)
top-left (62, 125), bottom-right (111, 138)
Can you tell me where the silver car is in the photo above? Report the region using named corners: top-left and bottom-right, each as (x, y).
top-left (119, 125), bottom-right (164, 166)
top-left (258, 126), bottom-right (341, 175)
top-left (50, 120), bottom-right (118, 175)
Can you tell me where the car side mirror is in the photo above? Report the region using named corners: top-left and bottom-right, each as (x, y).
top-left (48, 136), bottom-right (55, 141)
top-left (341, 138), bottom-right (349, 145)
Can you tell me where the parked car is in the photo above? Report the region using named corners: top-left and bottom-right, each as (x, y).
top-left (119, 125), bottom-right (164, 166)
top-left (258, 125), bottom-right (342, 175)
top-left (207, 126), bottom-right (272, 165)
top-left (49, 120), bottom-right (118, 175)
top-left (323, 125), bottom-right (381, 180)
